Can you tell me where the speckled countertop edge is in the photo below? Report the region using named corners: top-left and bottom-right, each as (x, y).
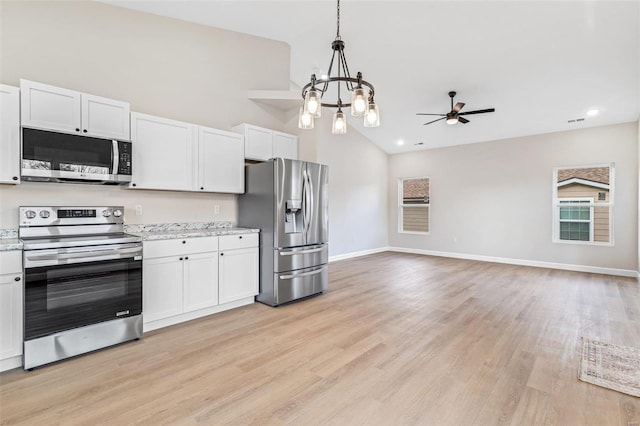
top-left (0, 223), bottom-right (260, 250)
top-left (124, 222), bottom-right (259, 241)
top-left (0, 229), bottom-right (22, 251)
top-left (130, 227), bottom-right (260, 241)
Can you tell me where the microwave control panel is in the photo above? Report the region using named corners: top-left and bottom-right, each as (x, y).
top-left (117, 141), bottom-right (132, 176)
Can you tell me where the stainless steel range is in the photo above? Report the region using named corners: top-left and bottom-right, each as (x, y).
top-left (19, 206), bottom-right (143, 369)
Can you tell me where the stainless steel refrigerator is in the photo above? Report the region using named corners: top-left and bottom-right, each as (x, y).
top-left (238, 158), bottom-right (329, 306)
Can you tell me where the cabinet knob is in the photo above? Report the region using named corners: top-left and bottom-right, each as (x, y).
top-left (179, 257), bottom-right (183, 261)
top-left (12, 176), bottom-right (18, 181)
top-left (220, 253), bottom-right (224, 256)
top-left (185, 256), bottom-right (189, 260)
top-left (83, 129), bottom-right (88, 133)
top-left (75, 128), bottom-right (80, 132)
top-left (182, 240), bottom-right (186, 244)
top-left (132, 183), bottom-right (137, 187)
top-left (14, 276), bottom-right (20, 282)
top-left (239, 235), bottom-right (243, 239)
top-left (200, 187), bottom-right (204, 190)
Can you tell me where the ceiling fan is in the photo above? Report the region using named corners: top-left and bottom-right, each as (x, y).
top-left (417, 91), bottom-right (495, 126)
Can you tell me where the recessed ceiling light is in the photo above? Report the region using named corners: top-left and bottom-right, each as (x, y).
top-left (396, 139), bottom-right (405, 146)
top-left (586, 109), bottom-right (599, 117)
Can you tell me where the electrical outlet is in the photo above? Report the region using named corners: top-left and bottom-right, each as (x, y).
top-left (135, 205), bottom-right (143, 216)
top-left (213, 205), bottom-right (221, 215)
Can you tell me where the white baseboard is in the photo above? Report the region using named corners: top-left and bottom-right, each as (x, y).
top-left (387, 247), bottom-right (637, 278)
top-left (0, 355), bottom-right (22, 372)
top-left (637, 271), bottom-right (640, 282)
top-left (143, 297), bottom-right (254, 333)
top-left (329, 247), bottom-right (390, 263)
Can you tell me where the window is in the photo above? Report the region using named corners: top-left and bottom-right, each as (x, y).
top-left (559, 199), bottom-right (592, 241)
top-left (553, 164), bottom-right (613, 245)
top-left (399, 177), bottom-right (430, 234)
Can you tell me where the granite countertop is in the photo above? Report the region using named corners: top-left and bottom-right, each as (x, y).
top-left (0, 223), bottom-right (260, 251)
top-left (124, 222), bottom-right (259, 241)
top-left (0, 229), bottom-right (22, 251)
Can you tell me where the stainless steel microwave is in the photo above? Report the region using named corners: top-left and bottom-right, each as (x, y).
top-left (21, 128), bottom-right (132, 184)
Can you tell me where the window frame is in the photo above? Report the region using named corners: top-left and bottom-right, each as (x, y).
top-left (398, 176), bottom-right (430, 235)
top-left (552, 163), bottom-right (614, 246)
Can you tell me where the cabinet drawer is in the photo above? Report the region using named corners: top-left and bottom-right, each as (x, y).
top-left (219, 233), bottom-right (258, 251)
top-left (0, 251), bottom-right (22, 274)
top-left (144, 236), bottom-right (219, 259)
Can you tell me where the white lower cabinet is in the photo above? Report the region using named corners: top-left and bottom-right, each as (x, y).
top-left (219, 235), bottom-right (259, 304)
top-left (143, 256), bottom-right (184, 323)
top-left (183, 252), bottom-right (219, 312)
top-left (0, 251), bottom-right (23, 372)
top-left (142, 233), bottom-right (258, 332)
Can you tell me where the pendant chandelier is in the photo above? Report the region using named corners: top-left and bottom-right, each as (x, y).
top-left (298, 0), bottom-right (380, 134)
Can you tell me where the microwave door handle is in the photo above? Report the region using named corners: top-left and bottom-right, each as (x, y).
top-left (112, 140), bottom-right (119, 174)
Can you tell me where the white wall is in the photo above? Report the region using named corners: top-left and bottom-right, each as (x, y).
top-left (638, 119), bottom-right (640, 277)
top-left (0, 0), bottom-right (290, 228)
top-left (309, 118), bottom-right (388, 257)
top-left (389, 122), bottom-right (638, 272)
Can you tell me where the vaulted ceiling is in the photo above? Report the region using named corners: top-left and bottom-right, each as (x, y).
top-left (101, 1), bottom-right (640, 154)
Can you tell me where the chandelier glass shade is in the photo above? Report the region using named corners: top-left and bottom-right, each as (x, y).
top-left (299, 0), bottom-right (379, 134)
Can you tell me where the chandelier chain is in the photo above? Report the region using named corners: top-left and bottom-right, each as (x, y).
top-left (336, 0), bottom-right (340, 39)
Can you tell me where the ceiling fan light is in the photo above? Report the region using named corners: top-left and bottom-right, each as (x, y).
top-left (364, 102), bottom-right (380, 127)
top-left (332, 110), bottom-right (347, 134)
top-left (304, 88), bottom-right (322, 118)
top-left (351, 87), bottom-right (368, 117)
top-left (298, 107), bottom-right (314, 129)
top-left (446, 115), bottom-right (458, 125)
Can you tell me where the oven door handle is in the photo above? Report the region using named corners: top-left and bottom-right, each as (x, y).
top-left (24, 245), bottom-right (142, 267)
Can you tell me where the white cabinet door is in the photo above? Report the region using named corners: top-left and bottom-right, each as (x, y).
top-left (130, 112), bottom-right (195, 191)
top-left (0, 85), bottom-right (21, 184)
top-left (198, 126), bottom-right (244, 193)
top-left (20, 79), bottom-right (81, 134)
top-left (0, 273), bottom-right (23, 361)
top-left (273, 131), bottom-right (298, 160)
top-left (143, 257), bottom-right (184, 323)
top-left (81, 93), bottom-right (130, 140)
top-left (242, 125), bottom-right (273, 161)
top-left (219, 247), bottom-right (259, 304)
top-left (183, 252), bottom-right (219, 313)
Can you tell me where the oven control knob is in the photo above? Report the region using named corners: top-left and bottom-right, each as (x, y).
top-left (102, 209), bottom-right (112, 217)
top-left (25, 210), bottom-right (36, 219)
top-left (39, 210), bottom-right (50, 219)
top-left (113, 209), bottom-right (123, 217)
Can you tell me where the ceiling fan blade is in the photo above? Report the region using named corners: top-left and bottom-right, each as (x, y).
top-left (416, 113), bottom-right (446, 116)
top-left (458, 108), bottom-right (495, 116)
top-left (423, 117), bottom-right (446, 126)
top-left (458, 116), bottom-right (469, 124)
top-left (453, 102), bottom-right (465, 113)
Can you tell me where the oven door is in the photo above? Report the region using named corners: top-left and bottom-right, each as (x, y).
top-left (23, 245), bottom-right (142, 341)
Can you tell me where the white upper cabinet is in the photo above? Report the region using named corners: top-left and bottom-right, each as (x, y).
top-left (0, 85), bottom-right (21, 184)
top-left (198, 126), bottom-right (244, 193)
top-left (273, 131), bottom-right (298, 161)
top-left (232, 123), bottom-right (298, 161)
top-left (81, 93), bottom-right (130, 140)
top-left (130, 112), bottom-right (195, 191)
top-left (20, 79), bottom-right (130, 141)
top-left (130, 113), bottom-right (244, 194)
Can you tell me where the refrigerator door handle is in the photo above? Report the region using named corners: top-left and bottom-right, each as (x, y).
top-left (303, 169), bottom-right (313, 235)
top-left (279, 266), bottom-right (327, 280)
top-left (279, 246), bottom-right (325, 256)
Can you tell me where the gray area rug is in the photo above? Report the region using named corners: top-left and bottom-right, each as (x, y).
top-left (579, 337), bottom-right (640, 397)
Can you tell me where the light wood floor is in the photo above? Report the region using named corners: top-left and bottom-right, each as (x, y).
top-left (1, 252), bottom-right (639, 425)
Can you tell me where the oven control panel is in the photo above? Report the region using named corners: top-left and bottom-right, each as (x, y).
top-left (19, 206), bottom-right (125, 227)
